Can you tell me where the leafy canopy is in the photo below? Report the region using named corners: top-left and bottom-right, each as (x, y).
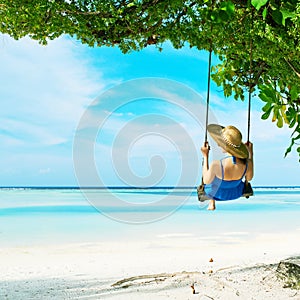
top-left (1, 0), bottom-right (300, 160)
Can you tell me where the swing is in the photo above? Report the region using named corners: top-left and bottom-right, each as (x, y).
top-left (197, 26), bottom-right (254, 202)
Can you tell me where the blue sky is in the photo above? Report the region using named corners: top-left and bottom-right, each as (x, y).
top-left (0, 34), bottom-right (299, 187)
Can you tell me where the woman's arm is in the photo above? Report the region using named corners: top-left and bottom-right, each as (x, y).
top-left (245, 142), bottom-right (254, 181)
top-left (201, 142), bottom-right (218, 184)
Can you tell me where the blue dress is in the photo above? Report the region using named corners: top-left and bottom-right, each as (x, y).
top-left (204, 157), bottom-right (247, 201)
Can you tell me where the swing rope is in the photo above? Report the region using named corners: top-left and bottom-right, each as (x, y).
top-left (247, 75), bottom-right (252, 143)
top-left (200, 39), bottom-right (213, 190)
top-left (204, 48), bottom-right (213, 144)
top-left (243, 6), bottom-right (254, 198)
top-left (247, 8), bottom-right (253, 143)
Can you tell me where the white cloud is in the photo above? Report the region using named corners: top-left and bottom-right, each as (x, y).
top-left (0, 34), bottom-right (105, 146)
top-left (2, 117), bottom-right (68, 146)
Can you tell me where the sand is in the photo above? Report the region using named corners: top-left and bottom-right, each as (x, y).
top-left (0, 232), bottom-right (299, 299)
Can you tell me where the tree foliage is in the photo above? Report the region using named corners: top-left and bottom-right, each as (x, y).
top-left (1, 0), bottom-right (300, 160)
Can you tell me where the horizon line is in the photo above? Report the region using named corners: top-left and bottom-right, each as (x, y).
top-left (1, 185), bottom-right (300, 189)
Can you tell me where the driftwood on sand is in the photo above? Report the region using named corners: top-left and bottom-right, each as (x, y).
top-left (111, 271), bottom-right (200, 288)
top-left (108, 259), bottom-right (299, 299)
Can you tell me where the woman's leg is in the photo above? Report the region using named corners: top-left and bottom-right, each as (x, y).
top-left (207, 199), bottom-right (216, 210)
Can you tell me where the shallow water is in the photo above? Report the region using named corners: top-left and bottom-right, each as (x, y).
top-left (0, 187), bottom-right (299, 246)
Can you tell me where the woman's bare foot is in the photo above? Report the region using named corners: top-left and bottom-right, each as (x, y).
top-left (207, 200), bottom-right (216, 210)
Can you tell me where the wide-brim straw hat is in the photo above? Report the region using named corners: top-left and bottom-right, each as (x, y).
top-left (207, 124), bottom-right (249, 159)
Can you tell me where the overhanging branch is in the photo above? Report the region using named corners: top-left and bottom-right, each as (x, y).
top-left (284, 57), bottom-right (300, 79)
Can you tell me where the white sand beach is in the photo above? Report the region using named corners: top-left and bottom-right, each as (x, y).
top-left (0, 231), bottom-right (299, 300)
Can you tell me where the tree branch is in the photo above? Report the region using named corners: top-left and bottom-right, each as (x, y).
top-left (284, 57), bottom-right (300, 79)
top-left (252, 61), bottom-right (268, 87)
top-left (61, 9), bottom-right (113, 17)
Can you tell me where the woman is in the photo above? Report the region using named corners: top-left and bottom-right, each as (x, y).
top-left (201, 124), bottom-right (254, 210)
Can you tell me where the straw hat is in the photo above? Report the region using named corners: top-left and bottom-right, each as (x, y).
top-left (207, 124), bottom-right (249, 159)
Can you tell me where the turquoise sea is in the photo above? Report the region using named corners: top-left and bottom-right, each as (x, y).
top-left (0, 187), bottom-right (299, 247)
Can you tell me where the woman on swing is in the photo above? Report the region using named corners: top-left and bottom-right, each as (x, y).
top-left (201, 124), bottom-right (254, 210)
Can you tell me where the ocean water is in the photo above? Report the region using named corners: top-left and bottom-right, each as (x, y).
top-left (0, 187), bottom-right (299, 247)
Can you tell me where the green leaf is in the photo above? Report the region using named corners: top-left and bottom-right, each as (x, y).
top-left (285, 145), bottom-right (292, 157)
top-left (277, 115), bottom-right (283, 128)
top-left (251, 0), bottom-right (268, 11)
top-left (261, 106), bottom-right (273, 120)
top-left (262, 7), bottom-right (267, 19)
top-left (262, 102), bottom-right (271, 112)
top-left (281, 9), bottom-right (296, 26)
top-left (259, 92), bottom-right (271, 102)
top-left (260, 85), bottom-right (276, 99)
top-left (220, 1), bottom-right (235, 16)
top-left (272, 107), bottom-right (279, 122)
top-left (258, 86), bottom-right (278, 104)
top-left (294, 134), bottom-right (300, 141)
top-left (289, 117), bottom-right (297, 128)
top-left (224, 84), bottom-right (233, 97)
top-left (290, 86), bottom-right (299, 101)
top-left (210, 11), bottom-right (218, 21)
top-left (272, 9), bottom-right (283, 25)
top-left (219, 10), bottom-right (230, 22)
top-left (281, 105), bottom-right (289, 124)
